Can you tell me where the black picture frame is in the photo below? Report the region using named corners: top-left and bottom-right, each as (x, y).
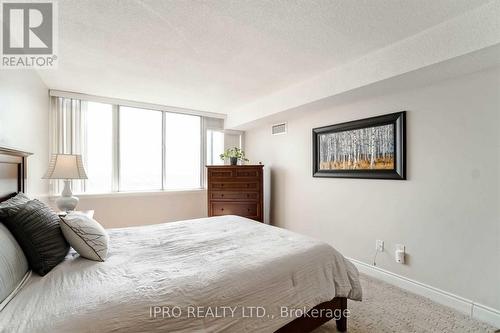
top-left (312, 111), bottom-right (406, 180)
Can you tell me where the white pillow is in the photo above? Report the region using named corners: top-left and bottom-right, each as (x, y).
top-left (60, 213), bottom-right (109, 262)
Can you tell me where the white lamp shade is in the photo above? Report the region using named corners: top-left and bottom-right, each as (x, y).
top-left (43, 154), bottom-right (88, 180)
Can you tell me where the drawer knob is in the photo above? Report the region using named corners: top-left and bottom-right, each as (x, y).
top-left (247, 194), bottom-right (250, 198)
top-left (221, 208), bottom-right (224, 211)
top-left (221, 194), bottom-right (224, 197)
top-left (247, 208), bottom-right (251, 212)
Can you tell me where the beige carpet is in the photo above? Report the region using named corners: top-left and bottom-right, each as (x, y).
top-left (313, 274), bottom-right (497, 333)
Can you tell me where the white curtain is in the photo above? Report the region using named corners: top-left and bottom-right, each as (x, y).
top-left (224, 131), bottom-right (243, 151)
top-left (49, 96), bottom-right (87, 194)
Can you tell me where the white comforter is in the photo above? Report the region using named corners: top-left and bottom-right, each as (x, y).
top-left (0, 215), bottom-right (361, 333)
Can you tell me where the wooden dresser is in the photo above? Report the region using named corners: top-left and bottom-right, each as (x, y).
top-left (207, 165), bottom-right (264, 222)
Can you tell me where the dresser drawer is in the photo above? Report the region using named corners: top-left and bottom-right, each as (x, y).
top-left (208, 169), bottom-right (234, 178)
top-left (210, 191), bottom-right (259, 201)
top-left (234, 168), bottom-right (261, 179)
top-left (210, 202), bottom-right (260, 218)
top-left (210, 181), bottom-right (259, 191)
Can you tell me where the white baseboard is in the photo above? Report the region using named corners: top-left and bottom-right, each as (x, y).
top-left (349, 258), bottom-right (500, 329)
top-left (473, 303), bottom-right (500, 330)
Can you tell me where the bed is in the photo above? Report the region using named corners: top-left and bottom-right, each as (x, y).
top-left (0, 147), bottom-right (362, 332)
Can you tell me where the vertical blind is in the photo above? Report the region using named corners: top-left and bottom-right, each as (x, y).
top-left (49, 97), bottom-right (86, 193)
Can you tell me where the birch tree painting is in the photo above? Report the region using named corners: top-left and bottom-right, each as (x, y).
top-left (318, 124), bottom-right (394, 170)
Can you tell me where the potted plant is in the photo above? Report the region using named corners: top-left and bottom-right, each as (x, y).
top-left (220, 147), bottom-right (249, 165)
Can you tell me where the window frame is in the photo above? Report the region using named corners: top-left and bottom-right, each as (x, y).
top-left (77, 102), bottom-right (215, 194)
top-left (50, 91), bottom-right (228, 196)
top-left (49, 96), bottom-right (225, 197)
top-left (206, 129), bottom-right (225, 166)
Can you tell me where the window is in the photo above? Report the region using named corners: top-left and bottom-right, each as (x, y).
top-left (83, 102), bottom-right (113, 193)
top-left (119, 107), bottom-right (162, 191)
top-left (206, 130), bottom-right (224, 165)
top-left (52, 95), bottom-right (225, 194)
top-left (164, 112), bottom-right (201, 189)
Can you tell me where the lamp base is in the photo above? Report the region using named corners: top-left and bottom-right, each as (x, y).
top-left (56, 180), bottom-right (79, 212)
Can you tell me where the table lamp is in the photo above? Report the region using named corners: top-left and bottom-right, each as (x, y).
top-left (43, 154), bottom-right (88, 212)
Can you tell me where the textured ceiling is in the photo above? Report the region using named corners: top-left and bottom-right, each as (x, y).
top-left (38, 0), bottom-right (491, 113)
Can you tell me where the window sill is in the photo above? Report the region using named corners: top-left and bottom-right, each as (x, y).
top-left (48, 188), bottom-right (206, 200)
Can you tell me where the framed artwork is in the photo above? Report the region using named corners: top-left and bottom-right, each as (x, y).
top-left (312, 111), bottom-right (406, 179)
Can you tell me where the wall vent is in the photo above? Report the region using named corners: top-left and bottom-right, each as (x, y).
top-left (272, 122), bottom-right (287, 135)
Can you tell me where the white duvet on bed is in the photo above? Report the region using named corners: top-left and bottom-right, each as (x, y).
top-left (0, 215), bottom-right (361, 333)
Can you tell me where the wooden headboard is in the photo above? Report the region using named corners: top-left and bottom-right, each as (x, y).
top-left (0, 146), bottom-right (32, 203)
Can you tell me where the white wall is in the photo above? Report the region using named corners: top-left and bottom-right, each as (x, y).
top-left (0, 70), bottom-right (49, 196)
top-left (245, 68), bottom-right (500, 310)
top-left (57, 190), bottom-right (207, 228)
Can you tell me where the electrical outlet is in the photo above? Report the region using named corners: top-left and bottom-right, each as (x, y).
top-left (395, 244), bottom-right (405, 264)
top-left (376, 240), bottom-right (384, 252)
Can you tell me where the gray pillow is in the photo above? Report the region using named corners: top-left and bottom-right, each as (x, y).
top-left (0, 193), bottom-right (30, 219)
top-left (0, 224), bottom-right (29, 306)
top-left (1, 199), bottom-right (69, 276)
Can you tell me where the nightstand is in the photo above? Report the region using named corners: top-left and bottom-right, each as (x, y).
top-left (57, 210), bottom-right (94, 218)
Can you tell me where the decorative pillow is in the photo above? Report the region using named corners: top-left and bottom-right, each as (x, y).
top-left (0, 224), bottom-right (29, 307)
top-left (0, 193), bottom-right (30, 219)
top-left (60, 212), bottom-right (109, 262)
top-left (1, 199), bottom-right (69, 276)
